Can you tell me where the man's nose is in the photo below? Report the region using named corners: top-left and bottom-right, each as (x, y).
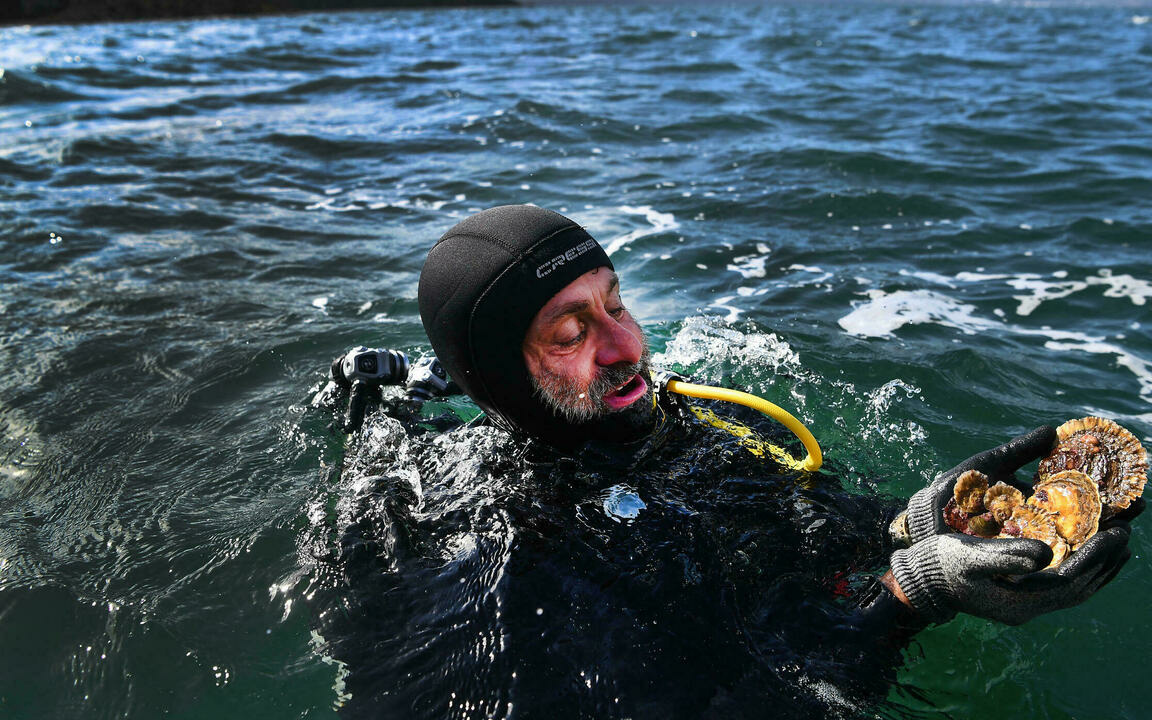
top-left (594, 314), bottom-right (642, 367)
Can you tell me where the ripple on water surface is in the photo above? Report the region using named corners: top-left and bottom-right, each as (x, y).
top-left (1, 3), bottom-right (1151, 719)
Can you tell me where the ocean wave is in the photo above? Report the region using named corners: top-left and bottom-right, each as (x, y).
top-left (0, 68), bottom-right (91, 104)
top-left (837, 285), bottom-right (1152, 404)
top-left (58, 135), bottom-right (154, 164)
top-left (0, 155), bottom-right (53, 182)
top-left (257, 131), bottom-right (399, 159)
top-left (71, 202), bottom-right (233, 232)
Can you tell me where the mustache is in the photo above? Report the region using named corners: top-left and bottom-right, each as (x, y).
top-left (589, 361), bottom-right (645, 400)
top-left (531, 345), bottom-right (652, 423)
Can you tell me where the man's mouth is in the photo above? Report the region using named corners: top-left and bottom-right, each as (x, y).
top-left (603, 373), bottom-right (648, 410)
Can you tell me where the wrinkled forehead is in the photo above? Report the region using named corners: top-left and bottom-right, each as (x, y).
top-left (528, 266), bottom-right (617, 334)
top-left (540, 267), bottom-right (617, 313)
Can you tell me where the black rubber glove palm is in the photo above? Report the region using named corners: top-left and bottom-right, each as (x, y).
top-left (890, 425), bottom-right (1143, 625)
top-left (899, 425), bottom-right (1056, 545)
top-left (891, 512), bottom-right (1135, 625)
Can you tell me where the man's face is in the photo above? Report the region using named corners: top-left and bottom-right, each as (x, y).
top-left (522, 267), bottom-right (652, 422)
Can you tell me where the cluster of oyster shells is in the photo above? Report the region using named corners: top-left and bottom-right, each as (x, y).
top-left (943, 417), bottom-right (1148, 568)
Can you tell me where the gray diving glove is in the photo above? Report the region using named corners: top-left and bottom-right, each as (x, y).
top-left (890, 520), bottom-right (1133, 625)
top-left (891, 426), bottom-right (1057, 546)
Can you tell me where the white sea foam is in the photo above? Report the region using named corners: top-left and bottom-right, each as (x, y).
top-left (654, 315), bottom-right (801, 381)
top-left (727, 253), bottom-right (768, 279)
top-left (898, 268), bottom-right (958, 288)
top-left (709, 295), bottom-right (743, 322)
top-left (839, 288), bottom-right (1152, 403)
top-left (942, 269), bottom-right (1151, 316)
top-left (1090, 269), bottom-right (1152, 306)
top-left (603, 205), bottom-right (679, 255)
top-left (1006, 274), bottom-right (1084, 316)
top-left (1043, 338), bottom-right (1152, 403)
top-left (308, 195), bottom-right (450, 212)
top-left (837, 289), bottom-right (999, 337)
top-left (726, 243), bottom-right (772, 279)
top-left (781, 264), bottom-right (834, 289)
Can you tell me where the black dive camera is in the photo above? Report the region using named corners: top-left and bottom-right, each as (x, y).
top-left (331, 347), bottom-right (407, 433)
top-left (405, 355), bottom-right (452, 402)
top-left (330, 346), bottom-right (453, 433)
top-left (335, 347), bottom-right (410, 388)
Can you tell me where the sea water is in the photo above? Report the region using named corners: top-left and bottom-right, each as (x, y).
top-left (1, 3), bottom-right (1150, 718)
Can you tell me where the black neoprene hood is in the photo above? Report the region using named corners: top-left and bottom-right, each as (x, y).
top-left (418, 205), bottom-right (615, 450)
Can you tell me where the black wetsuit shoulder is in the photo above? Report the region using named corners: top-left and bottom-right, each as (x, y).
top-left (315, 387), bottom-right (922, 719)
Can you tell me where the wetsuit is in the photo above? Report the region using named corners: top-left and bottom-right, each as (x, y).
top-left (311, 386), bottom-right (923, 720)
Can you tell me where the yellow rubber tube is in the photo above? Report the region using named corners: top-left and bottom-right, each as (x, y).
top-left (666, 379), bottom-right (823, 472)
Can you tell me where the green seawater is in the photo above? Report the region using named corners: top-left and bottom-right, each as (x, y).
top-left (0, 3), bottom-right (1149, 718)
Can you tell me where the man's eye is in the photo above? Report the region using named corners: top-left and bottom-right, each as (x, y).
top-left (558, 331), bottom-right (584, 347)
top-left (608, 306), bottom-right (626, 318)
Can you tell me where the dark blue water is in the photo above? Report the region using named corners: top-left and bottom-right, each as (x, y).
top-left (1, 3), bottom-right (1150, 718)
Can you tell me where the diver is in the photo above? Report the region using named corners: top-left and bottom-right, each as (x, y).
top-left (313, 205), bottom-right (1139, 719)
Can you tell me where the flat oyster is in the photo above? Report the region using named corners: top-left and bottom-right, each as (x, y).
top-left (1028, 469), bottom-right (1101, 550)
top-left (936, 417), bottom-right (1144, 568)
top-left (943, 470), bottom-right (998, 536)
top-left (1037, 416), bottom-right (1148, 517)
top-left (998, 504), bottom-right (1068, 569)
top-left (984, 482), bottom-right (1025, 524)
top-left (954, 469), bottom-right (989, 514)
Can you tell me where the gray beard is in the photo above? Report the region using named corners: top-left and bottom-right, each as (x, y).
top-left (530, 343), bottom-right (653, 424)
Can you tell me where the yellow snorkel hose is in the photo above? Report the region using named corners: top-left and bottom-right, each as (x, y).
top-left (663, 377), bottom-right (823, 472)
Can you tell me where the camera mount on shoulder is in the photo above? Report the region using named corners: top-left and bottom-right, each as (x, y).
top-left (315, 346), bottom-right (458, 433)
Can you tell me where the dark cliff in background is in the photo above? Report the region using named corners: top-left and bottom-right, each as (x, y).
top-left (1, 0), bottom-right (517, 25)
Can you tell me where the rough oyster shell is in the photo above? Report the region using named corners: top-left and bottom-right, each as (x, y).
top-left (942, 497), bottom-right (973, 535)
top-left (1037, 416), bottom-right (1148, 516)
top-left (1028, 469), bottom-right (1101, 550)
top-left (984, 482), bottom-right (1025, 524)
top-left (954, 469), bottom-right (990, 514)
top-left (998, 505), bottom-right (1068, 569)
top-left (942, 498), bottom-right (1001, 537)
top-left (966, 513), bottom-right (1001, 538)
top-left (936, 416), bottom-right (1143, 568)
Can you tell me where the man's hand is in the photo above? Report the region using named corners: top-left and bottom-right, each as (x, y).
top-left (889, 514), bottom-right (1134, 625)
top-left (894, 426), bottom-right (1057, 546)
top-left (885, 425), bottom-right (1142, 625)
